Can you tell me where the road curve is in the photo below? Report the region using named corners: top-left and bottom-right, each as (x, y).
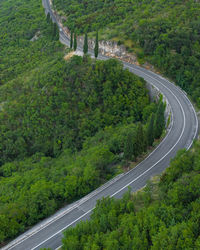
top-left (3, 0), bottom-right (198, 249)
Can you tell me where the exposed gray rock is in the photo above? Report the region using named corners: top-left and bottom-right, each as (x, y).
top-left (30, 31), bottom-right (41, 42)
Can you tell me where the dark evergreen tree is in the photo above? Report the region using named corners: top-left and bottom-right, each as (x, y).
top-left (124, 130), bottom-right (136, 161)
top-left (83, 33), bottom-right (88, 54)
top-left (74, 32), bottom-right (77, 51)
top-left (56, 25), bottom-right (60, 40)
top-left (136, 122), bottom-right (146, 155)
top-left (146, 113), bottom-right (155, 146)
top-left (53, 22), bottom-right (56, 37)
top-left (49, 17), bottom-right (53, 37)
top-left (53, 22), bottom-right (59, 40)
top-left (46, 13), bottom-right (51, 23)
top-left (94, 31), bottom-right (99, 58)
top-left (70, 30), bottom-right (73, 49)
top-left (154, 101), bottom-right (165, 139)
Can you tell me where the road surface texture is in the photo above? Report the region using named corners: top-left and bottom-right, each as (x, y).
top-left (2, 0), bottom-right (198, 249)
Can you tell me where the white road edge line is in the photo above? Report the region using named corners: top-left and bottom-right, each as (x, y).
top-left (31, 210), bottom-right (93, 250)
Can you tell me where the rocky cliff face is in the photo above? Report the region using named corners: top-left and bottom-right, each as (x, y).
top-left (50, 1), bottom-right (138, 64)
top-left (78, 36), bottom-right (138, 64)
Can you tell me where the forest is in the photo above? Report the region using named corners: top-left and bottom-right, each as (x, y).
top-left (53, 0), bottom-right (200, 107)
top-left (0, 0), bottom-right (166, 244)
top-left (0, 53), bottom-right (165, 243)
top-left (62, 141), bottom-right (200, 249)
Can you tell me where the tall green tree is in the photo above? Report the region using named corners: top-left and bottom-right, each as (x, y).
top-left (146, 113), bottom-right (155, 146)
top-left (124, 130), bottom-right (136, 161)
top-left (53, 22), bottom-right (59, 40)
top-left (83, 33), bottom-right (88, 54)
top-left (46, 13), bottom-right (50, 23)
top-left (94, 31), bottom-right (99, 58)
top-left (154, 101), bottom-right (165, 139)
top-left (70, 30), bottom-right (73, 49)
top-left (74, 32), bottom-right (77, 51)
top-left (136, 122), bottom-right (146, 155)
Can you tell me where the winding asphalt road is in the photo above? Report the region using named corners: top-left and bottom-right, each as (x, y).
top-left (2, 0), bottom-right (198, 249)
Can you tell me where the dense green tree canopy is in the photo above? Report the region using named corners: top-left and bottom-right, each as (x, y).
top-left (0, 56), bottom-right (151, 166)
top-left (0, 0), bottom-right (166, 244)
top-left (62, 141), bottom-right (200, 249)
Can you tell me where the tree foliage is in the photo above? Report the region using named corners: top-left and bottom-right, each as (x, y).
top-left (83, 33), bottom-right (88, 54)
top-left (154, 99), bottom-right (165, 139)
top-left (146, 113), bottom-right (155, 147)
top-left (94, 31), bottom-right (99, 58)
top-left (53, 22), bottom-right (59, 40)
top-left (62, 141), bottom-right (200, 249)
top-left (47, 13), bottom-right (51, 23)
top-left (73, 32), bottom-right (77, 51)
top-left (70, 30), bottom-right (73, 48)
top-left (124, 130), bottom-right (136, 161)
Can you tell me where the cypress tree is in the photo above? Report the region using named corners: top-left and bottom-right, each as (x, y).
top-left (46, 13), bottom-right (52, 37)
top-left (124, 130), bottom-right (136, 161)
top-left (73, 32), bottom-right (77, 51)
top-left (53, 23), bottom-right (59, 40)
top-left (53, 23), bottom-right (56, 37)
top-left (146, 113), bottom-right (155, 147)
top-left (94, 31), bottom-right (99, 58)
top-left (70, 30), bottom-right (73, 49)
top-left (83, 33), bottom-right (88, 54)
top-left (136, 122), bottom-right (146, 154)
top-left (154, 101), bottom-right (165, 139)
top-left (47, 13), bottom-right (51, 23)
top-left (56, 24), bottom-right (59, 40)
top-left (49, 18), bottom-right (53, 37)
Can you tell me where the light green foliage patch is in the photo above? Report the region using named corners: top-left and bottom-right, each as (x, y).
top-left (53, 0), bottom-right (200, 107)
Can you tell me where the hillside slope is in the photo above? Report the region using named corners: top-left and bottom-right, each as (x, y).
top-left (0, 0), bottom-right (165, 244)
top-left (53, 0), bottom-right (200, 106)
